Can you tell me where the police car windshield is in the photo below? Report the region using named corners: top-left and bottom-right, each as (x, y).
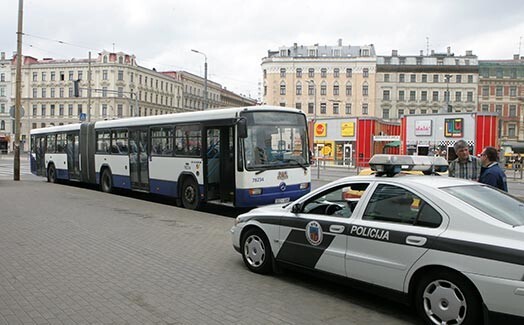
top-left (442, 185), bottom-right (524, 227)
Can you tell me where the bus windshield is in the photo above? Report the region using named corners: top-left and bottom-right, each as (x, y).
top-left (242, 111), bottom-right (309, 171)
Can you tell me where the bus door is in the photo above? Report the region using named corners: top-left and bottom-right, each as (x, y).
top-left (35, 136), bottom-right (46, 176)
top-left (129, 128), bottom-right (149, 191)
top-left (66, 133), bottom-right (81, 180)
top-left (205, 126), bottom-right (235, 203)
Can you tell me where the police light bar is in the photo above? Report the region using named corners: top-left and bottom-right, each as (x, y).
top-left (368, 154), bottom-right (448, 177)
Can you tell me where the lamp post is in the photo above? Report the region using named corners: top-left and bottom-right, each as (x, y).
top-left (445, 74), bottom-right (452, 113)
top-left (306, 80), bottom-right (320, 179)
top-left (191, 49), bottom-right (207, 110)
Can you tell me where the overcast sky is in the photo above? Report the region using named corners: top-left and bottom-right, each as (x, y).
top-left (1, 0), bottom-right (523, 101)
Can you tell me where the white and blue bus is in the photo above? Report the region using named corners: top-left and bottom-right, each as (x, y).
top-left (30, 106), bottom-right (311, 209)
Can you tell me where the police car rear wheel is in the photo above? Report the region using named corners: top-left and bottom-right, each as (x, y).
top-left (415, 270), bottom-right (482, 325)
top-left (241, 229), bottom-right (272, 274)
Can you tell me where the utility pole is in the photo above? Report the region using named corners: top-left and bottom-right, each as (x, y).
top-left (191, 49), bottom-right (208, 110)
top-left (87, 51), bottom-right (92, 121)
top-left (13, 0), bottom-right (23, 181)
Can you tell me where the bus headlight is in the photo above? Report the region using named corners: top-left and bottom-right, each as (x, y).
top-left (299, 183), bottom-right (309, 190)
top-left (249, 188), bottom-right (262, 196)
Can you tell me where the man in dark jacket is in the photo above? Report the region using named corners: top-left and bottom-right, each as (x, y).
top-left (479, 146), bottom-right (508, 192)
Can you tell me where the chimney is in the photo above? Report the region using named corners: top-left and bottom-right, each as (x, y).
top-left (447, 46), bottom-right (451, 55)
top-left (293, 43), bottom-right (297, 49)
top-left (0, 52), bottom-right (4, 60)
top-left (392, 50), bottom-right (398, 57)
top-left (431, 50), bottom-right (435, 55)
top-left (338, 38), bottom-right (342, 46)
top-left (465, 50), bottom-right (473, 56)
top-left (420, 50), bottom-right (424, 56)
top-left (514, 54), bottom-right (520, 60)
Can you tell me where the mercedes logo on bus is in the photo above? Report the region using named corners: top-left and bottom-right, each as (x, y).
top-left (279, 182), bottom-right (287, 192)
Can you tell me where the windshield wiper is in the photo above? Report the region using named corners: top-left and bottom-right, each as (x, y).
top-left (283, 158), bottom-right (307, 171)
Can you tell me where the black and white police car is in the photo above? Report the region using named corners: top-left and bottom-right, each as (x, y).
top-left (231, 155), bottom-right (524, 324)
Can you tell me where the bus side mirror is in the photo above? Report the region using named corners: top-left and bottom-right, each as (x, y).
top-left (237, 118), bottom-right (247, 138)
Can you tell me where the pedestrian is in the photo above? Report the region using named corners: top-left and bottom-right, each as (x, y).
top-left (479, 146), bottom-right (508, 192)
top-left (448, 140), bottom-right (481, 180)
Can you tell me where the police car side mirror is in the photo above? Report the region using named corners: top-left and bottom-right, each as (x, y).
top-left (291, 203), bottom-right (302, 213)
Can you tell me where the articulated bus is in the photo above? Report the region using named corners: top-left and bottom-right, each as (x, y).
top-left (30, 106), bottom-right (311, 209)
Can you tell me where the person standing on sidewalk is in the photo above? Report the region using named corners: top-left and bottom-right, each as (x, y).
top-left (448, 140), bottom-right (481, 181)
top-left (479, 146), bottom-right (508, 192)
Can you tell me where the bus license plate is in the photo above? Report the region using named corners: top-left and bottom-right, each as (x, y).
top-left (275, 197), bottom-right (290, 204)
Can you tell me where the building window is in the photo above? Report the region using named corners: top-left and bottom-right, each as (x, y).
top-left (118, 70), bottom-right (124, 81)
top-left (345, 84), bottom-right (352, 96)
top-left (68, 104), bottom-right (73, 116)
top-left (508, 124), bottom-right (516, 137)
top-left (32, 72), bottom-right (37, 81)
top-left (280, 68), bottom-right (286, 78)
top-left (363, 68), bottom-right (369, 78)
top-left (332, 103), bottom-right (339, 114)
top-left (410, 74), bottom-right (416, 82)
top-left (510, 69), bottom-right (517, 79)
top-left (321, 68), bottom-right (327, 78)
top-left (78, 71), bottom-right (83, 80)
top-left (308, 68), bottom-right (315, 78)
top-left (362, 84), bottom-right (368, 96)
top-left (296, 83), bottom-right (302, 95)
top-left (433, 74), bottom-right (439, 83)
top-left (510, 86), bottom-right (517, 97)
top-left (467, 91), bottom-right (473, 102)
top-left (50, 71), bottom-right (55, 81)
top-left (41, 104), bottom-right (46, 116)
top-left (495, 105), bottom-right (502, 114)
top-left (103, 70), bottom-right (108, 80)
top-left (510, 105), bottom-right (517, 117)
top-left (456, 75), bottom-right (462, 83)
top-left (362, 103), bottom-right (368, 115)
top-left (320, 102), bottom-right (326, 114)
top-left (263, 70), bottom-right (267, 79)
top-left (68, 87), bottom-right (73, 97)
top-left (50, 88), bottom-right (55, 98)
top-left (345, 103), bottom-right (351, 114)
top-left (295, 103), bottom-right (302, 110)
top-left (59, 88), bottom-right (64, 98)
top-left (416, 57), bottom-right (422, 65)
top-left (308, 102), bottom-right (314, 114)
top-left (421, 91), bottom-right (428, 101)
top-left (455, 91), bottom-right (461, 102)
top-left (398, 109), bottom-right (404, 118)
top-left (59, 104), bottom-right (64, 116)
top-left (383, 108), bottom-right (390, 119)
top-left (41, 88), bottom-right (46, 98)
top-left (482, 86), bottom-right (489, 97)
top-left (383, 90), bottom-right (390, 100)
top-left (481, 104), bottom-right (489, 112)
top-left (399, 74), bottom-right (405, 83)
top-left (333, 83), bottom-right (339, 96)
top-left (117, 104), bottom-right (123, 117)
top-left (432, 91), bottom-right (439, 101)
top-left (421, 74), bottom-right (427, 83)
top-left (69, 71), bottom-right (74, 80)
top-left (118, 87), bottom-right (124, 97)
top-left (384, 74), bottom-right (390, 82)
top-left (102, 104), bottom-right (107, 117)
top-left (334, 68), bottom-right (339, 78)
top-left (496, 68), bottom-right (503, 78)
top-left (308, 83), bottom-right (315, 95)
top-left (409, 91), bottom-right (416, 101)
top-left (468, 75), bottom-right (473, 83)
top-left (280, 82), bottom-right (286, 95)
top-left (42, 72), bottom-right (46, 81)
top-left (409, 109), bottom-right (416, 115)
top-left (346, 68), bottom-right (352, 78)
top-left (421, 109), bottom-right (427, 114)
top-left (296, 68), bottom-right (302, 78)
top-left (399, 90), bottom-right (405, 101)
top-left (320, 83), bottom-right (327, 96)
top-left (399, 58), bottom-right (406, 65)
top-left (32, 105), bottom-right (37, 116)
top-left (102, 87), bottom-right (108, 97)
top-left (496, 86), bottom-right (503, 97)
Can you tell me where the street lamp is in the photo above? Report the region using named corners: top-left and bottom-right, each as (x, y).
top-left (191, 49), bottom-right (207, 110)
top-left (306, 80), bottom-right (320, 179)
top-left (445, 74), bottom-right (453, 112)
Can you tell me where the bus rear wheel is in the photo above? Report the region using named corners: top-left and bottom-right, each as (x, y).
top-left (181, 178), bottom-right (201, 210)
top-left (47, 164), bottom-right (57, 183)
top-left (100, 169), bottom-right (113, 193)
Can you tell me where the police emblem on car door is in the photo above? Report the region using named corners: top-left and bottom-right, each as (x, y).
top-left (276, 183), bottom-right (370, 276)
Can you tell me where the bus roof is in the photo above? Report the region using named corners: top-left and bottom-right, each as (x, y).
top-left (30, 123), bottom-right (82, 135)
top-left (94, 105), bottom-right (303, 129)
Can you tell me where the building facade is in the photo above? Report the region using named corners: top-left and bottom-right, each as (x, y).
top-left (0, 52), bottom-right (13, 153)
top-left (479, 56), bottom-right (524, 152)
top-left (261, 41), bottom-right (377, 120)
top-left (376, 48), bottom-right (478, 121)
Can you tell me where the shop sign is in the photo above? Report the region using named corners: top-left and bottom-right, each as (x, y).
top-left (314, 123), bottom-right (327, 137)
top-left (444, 118), bottom-right (463, 137)
top-left (415, 120), bottom-right (432, 136)
top-left (341, 122), bottom-right (355, 137)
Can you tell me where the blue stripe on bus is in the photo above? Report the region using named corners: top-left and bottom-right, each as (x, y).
top-left (149, 179), bottom-right (178, 197)
top-left (56, 168), bottom-right (69, 180)
top-left (235, 183), bottom-right (310, 207)
top-left (95, 172), bottom-right (131, 189)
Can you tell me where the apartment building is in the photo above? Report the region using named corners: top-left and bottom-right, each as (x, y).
top-left (376, 48), bottom-right (478, 121)
top-left (261, 40), bottom-right (377, 120)
top-left (479, 56), bottom-right (524, 150)
top-left (0, 52), bottom-right (12, 153)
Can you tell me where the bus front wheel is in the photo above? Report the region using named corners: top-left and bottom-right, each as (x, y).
top-left (181, 178), bottom-right (201, 210)
top-left (100, 169), bottom-right (113, 193)
top-left (47, 164), bottom-right (57, 183)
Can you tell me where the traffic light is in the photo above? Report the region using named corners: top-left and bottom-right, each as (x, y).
top-left (73, 79), bottom-right (80, 97)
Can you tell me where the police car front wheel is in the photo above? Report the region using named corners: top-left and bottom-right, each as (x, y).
top-left (415, 270), bottom-right (482, 325)
top-left (241, 229), bottom-right (273, 275)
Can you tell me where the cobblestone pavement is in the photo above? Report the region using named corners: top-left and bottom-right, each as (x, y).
top-left (0, 180), bottom-right (420, 325)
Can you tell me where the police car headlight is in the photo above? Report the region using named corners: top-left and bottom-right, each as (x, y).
top-left (299, 182), bottom-right (309, 190)
top-left (249, 188), bottom-right (262, 196)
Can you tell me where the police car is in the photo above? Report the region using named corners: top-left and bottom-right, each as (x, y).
top-left (231, 155), bottom-right (524, 324)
